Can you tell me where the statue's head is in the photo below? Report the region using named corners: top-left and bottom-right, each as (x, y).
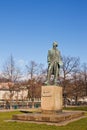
top-left (53, 41), bottom-right (58, 47)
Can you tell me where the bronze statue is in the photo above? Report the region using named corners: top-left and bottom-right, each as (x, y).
top-left (46, 41), bottom-right (62, 85)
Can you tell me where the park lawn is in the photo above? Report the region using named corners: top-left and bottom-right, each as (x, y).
top-left (63, 106), bottom-right (87, 111)
top-left (0, 110), bottom-right (87, 130)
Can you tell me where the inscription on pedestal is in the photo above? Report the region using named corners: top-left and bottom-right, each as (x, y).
top-left (42, 90), bottom-right (52, 97)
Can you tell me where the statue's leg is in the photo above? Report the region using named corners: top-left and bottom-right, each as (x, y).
top-left (47, 64), bottom-right (52, 85)
top-left (54, 63), bottom-right (58, 85)
top-left (47, 69), bottom-right (50, 85)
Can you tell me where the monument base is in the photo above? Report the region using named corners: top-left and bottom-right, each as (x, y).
top-left (12, 86), bottom-right (85, 125)
top-left (41, 110), bottom-right (62, 114)
top-left (12, 111), bottom-right (84, 125)
top-left (41, 85), bottom-right (62, 114)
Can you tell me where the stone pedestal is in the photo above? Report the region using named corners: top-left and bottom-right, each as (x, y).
top-left (12, 86), bottom-right (84, 124)
top-left (41, 86), bottom-right (63, 114)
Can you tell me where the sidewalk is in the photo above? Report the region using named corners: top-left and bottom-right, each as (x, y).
top-left (0, 109), bottom-right (20, 112)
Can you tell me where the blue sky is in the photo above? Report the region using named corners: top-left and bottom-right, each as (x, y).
top-left (0, 0), bottom-right (87, 70)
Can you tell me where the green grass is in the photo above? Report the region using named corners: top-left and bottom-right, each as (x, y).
top-left (0, 110), bottom-right (87, 130)
top-left (63, 106), bottom-right (87, 111)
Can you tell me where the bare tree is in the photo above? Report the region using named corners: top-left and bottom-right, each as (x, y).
top-left (71, 63), bottom-right (87, 102)
top-left (62, 56), bottom-right (80, 79)
top-left (81, 63), bottom-right (87, 96)
top-left (26, 61), bottom-right (38, 79)
top-left (62, 56), bottom-right (80, 87)
top-left (61, 56), bottom-right (80, 105)
top-left (26, 61), bottom-right (46, 81)
top-left (25, 61), bottom-right (45, 108)
top-left (2, 55), bottom-right (22, 108)
top-left (2, 55), bottom-right (22, 82)
top-left (36, 63), bottom-right (47, 82)
top-left (69, 70), bottom-right (83, 105)
top-left (61, 58), bottom-right (87, 105)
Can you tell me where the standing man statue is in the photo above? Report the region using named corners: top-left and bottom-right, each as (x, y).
top-left (46, 41), bottom-right (63, 85)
